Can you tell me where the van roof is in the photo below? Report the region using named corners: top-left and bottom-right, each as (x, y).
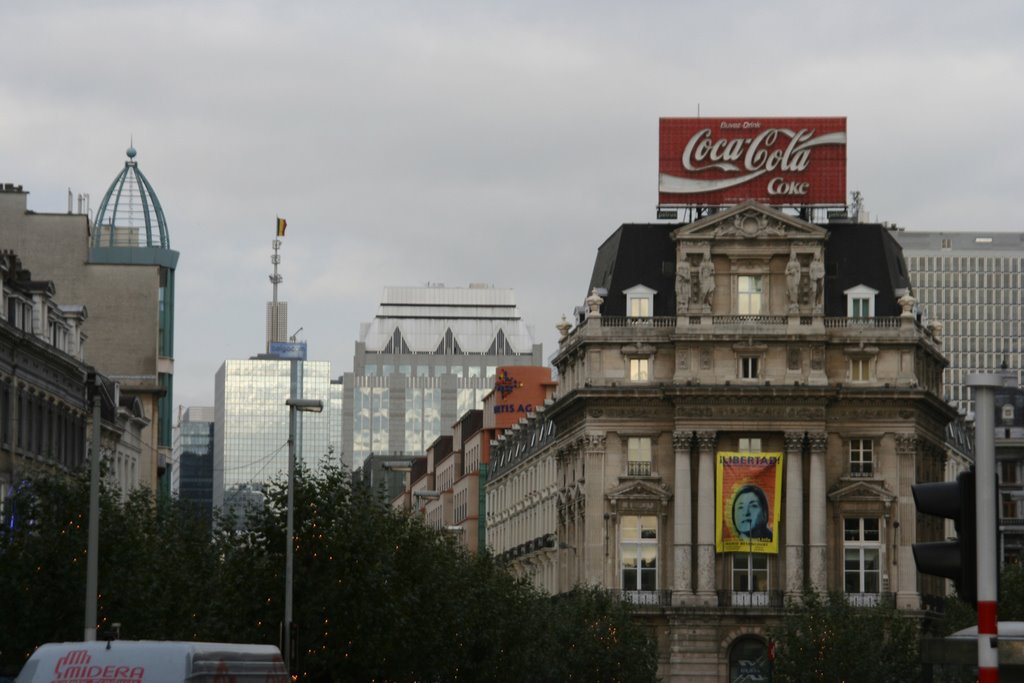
top-left (16, 640), bottom-right (287, 683)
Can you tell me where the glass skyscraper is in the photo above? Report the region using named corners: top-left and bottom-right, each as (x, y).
top-left (171, 406), bottom-right (215, 527)
top-left (342, 284), bottom-right (543, 471)
top-left (214, 359), bottom-right (337, 516)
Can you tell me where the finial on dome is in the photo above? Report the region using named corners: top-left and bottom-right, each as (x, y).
top-left (126, 145), bottom-right (137, 159)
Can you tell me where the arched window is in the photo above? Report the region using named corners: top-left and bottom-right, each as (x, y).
top-left (728, 636), bottom-right (770, 682)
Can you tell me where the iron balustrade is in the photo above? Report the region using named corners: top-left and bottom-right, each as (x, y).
top-left (627, 460), bottom-right (652, 477)
top-left (599, 316), bottom-right (677, 328)
top-left (845, 591), bottom-right (895, 608)
top-left (716, 590), bottom-right (786, 609)
top-left (617, 590), bottom-right (672, 608)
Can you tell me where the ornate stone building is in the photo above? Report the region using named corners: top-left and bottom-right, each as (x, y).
top-left (536, 201), bottom-right (955, 681)
top-left (1, 250), bottom-right (149, 513)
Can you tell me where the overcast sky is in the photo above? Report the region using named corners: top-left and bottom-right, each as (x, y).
top-left (3, 1), bottom-right (1022, 411)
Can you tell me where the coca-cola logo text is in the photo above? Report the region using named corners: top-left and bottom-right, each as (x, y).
top-left (683, 127), bottom-right (829, 174)
top-left (658, 118), bottom-right (846, 202)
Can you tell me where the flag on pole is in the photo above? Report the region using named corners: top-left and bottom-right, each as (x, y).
top-left (276, 217), bottom-right (287, 237)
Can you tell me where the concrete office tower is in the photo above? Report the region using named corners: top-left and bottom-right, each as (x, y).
top-left (266, 301), bottom-right (288, 350)
top-left (171, 406), bottom-right (215, 526)
top-left (0, 146), bottom-right (179, 494)
top-left (213, 359), bottom-right (335, 518)
top-left (342, 284), bottom-right (543, 471)
top-left (890, 230), bottom-right (1024, 413)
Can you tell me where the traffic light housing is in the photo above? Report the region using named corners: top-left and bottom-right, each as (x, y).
top-left (912, 470), bottom-right (976, 605)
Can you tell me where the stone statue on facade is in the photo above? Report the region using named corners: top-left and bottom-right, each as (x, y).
top-left (676, 261), bottom-right (691, 314)
top-left (698, 256), bottom-right (715, 309)
top-left (809, 252), bottom-right (825, 308)
top-left (786, 253), bottom-right (802, 309)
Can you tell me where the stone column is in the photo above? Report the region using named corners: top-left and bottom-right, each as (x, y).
top-left (895, 434), bottom-right (920, 607)
top-left (696, 430), bottom-right (717, 602)
top-left (672, 430), bottom-right (694, 603)
top-left (582, 434), bottom-right (606, 586)
top-left (808, 432), bottom-right (828, 592)
top-left (784, 431), bottom-right (806, 596)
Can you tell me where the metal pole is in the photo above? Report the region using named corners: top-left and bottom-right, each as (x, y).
top-left (84, 374), bottom-right (101, 641)
top-left (967, 373), bottom-right (1002, 683)
top-left (284, 402), bottom-right (296, 673)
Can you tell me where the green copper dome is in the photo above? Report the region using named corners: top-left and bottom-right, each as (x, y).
top-left (92, 145), bottom-right (170, 249)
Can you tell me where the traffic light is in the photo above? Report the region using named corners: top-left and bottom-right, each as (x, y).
top-left (912, 470), bottom-right (976, 605)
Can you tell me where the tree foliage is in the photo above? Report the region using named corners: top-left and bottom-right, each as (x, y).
top-left (0, 465), bottom-right (657, 682)
top-left (768, 591), bottom-right (920, 683)
top-left (936, 561), bottom-right (1024, 636)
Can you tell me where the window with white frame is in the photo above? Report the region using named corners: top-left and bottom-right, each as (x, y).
top-left (844, 517), bottom-right (881, 596)
top-left (850, 357), bottom-right (870, 382)
top-left (740, 356), bottom-right (760, 380)
top-left (851, 298), bottom-right (871, 318)
top-left (624, 284), bottom-right (656, 320)
top-left (629, 357), bottom-right (650, 382)
top-left (843, 347), bottom-right (877, 384)
top-left (849, 439), bottom-right (873, 477)
top-left (737, 275), bottom-right (764, 315)
top-left (738, 437), bottom-right (762, 453)
top-left (844, 284), bottom-right (878, 318)
top-left (630, 297), bottom-right (649, 318)
top-left (621, 515), bottom-right (657, 592)
top-left (732, 553), bottom-right (769, 594)
top-left (627, 436), bottom-right (652, 476)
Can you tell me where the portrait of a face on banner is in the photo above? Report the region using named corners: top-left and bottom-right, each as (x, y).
top-left (716, 451), bottom-right (784, 554)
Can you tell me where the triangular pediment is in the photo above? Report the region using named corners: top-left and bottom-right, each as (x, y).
top-left (827, 479), bottom-right (896, 504)
top-left (672, 200), bottom-right (828, 242)
top-left (607, 479), bottom-right (673, 505)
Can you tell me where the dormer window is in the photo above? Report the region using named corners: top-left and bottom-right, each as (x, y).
top-left (844, 284), bottom-right (878, 319)
top-left (624, 284), bottom-right (656, 319)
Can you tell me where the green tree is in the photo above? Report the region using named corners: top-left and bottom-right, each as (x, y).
top-left (769, 591), bottom-right (920, 682)
top-left (247, 463), bottom-right (658, 682)
top-left (0, 469), bottom-right (228, 673)
top-left (1, 464), bottom-right (658, 683)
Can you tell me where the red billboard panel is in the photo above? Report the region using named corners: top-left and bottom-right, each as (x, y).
top-left (489, 366), bottom-right (553, 431)
top-left (659, 117), bottom-right (847, 207)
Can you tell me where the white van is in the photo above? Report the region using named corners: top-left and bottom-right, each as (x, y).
top-left (15, 640), bottom-right (289, 683)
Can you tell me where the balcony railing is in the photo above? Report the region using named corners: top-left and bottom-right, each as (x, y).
top-left (618, 590), bottom-right (672, 607)
top-left (824, 316), bottom-right (902, 329)
top-left (845, 591), bottom-right (895, 608)
top-left (600, 316), bottom-right (677, 328)
top-left (712, 315), bottom-right (788, 325)
top-left (717, 590), bottom-right (785, 609)
top-left (587, 315), bottom-right (910, 331)
top-left (626, 460), bottom-right (652, 477)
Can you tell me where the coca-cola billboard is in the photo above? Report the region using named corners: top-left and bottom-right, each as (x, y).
top-left (659, 117), bottom-right (847, 207)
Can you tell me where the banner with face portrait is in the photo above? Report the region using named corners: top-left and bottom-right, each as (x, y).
top-left (716, 452), bottom-right (783, 554)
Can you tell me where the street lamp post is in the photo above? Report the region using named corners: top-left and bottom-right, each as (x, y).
top-left (284, 397), bottom-right (323, 675)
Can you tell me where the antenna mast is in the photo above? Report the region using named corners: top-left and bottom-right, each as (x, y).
top-left (269, 239), bottom-right (284, 351)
